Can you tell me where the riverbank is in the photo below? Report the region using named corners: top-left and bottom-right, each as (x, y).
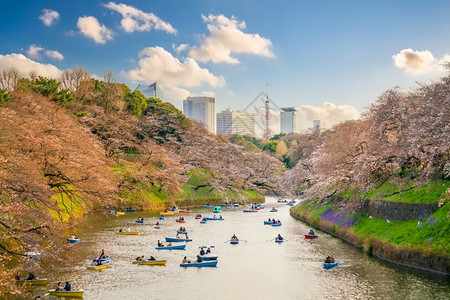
top-left (290, 205), bottom-right (449, 275)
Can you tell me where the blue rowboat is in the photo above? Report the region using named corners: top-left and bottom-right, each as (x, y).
top-left (165, 237), bottom-right (192, 242)
top-left (205, 217), bottom-right (224, 221)
top-left (125, 208), bottom-right (136, 212)
top-left (203, 205), bottom-right (215, 208)
top-left (271, 223), bottom-right (282, 227)
top-left (323, 262), bottom-right (339, 269)
top-left (180, 260), bottom-right (218, 267)
top-left (199, 253), bottom-right (218, 261)
top-left (200, 221), bottom-right (207, 224)
top-left (154, 226), bottom-right (161, 229)
top-left (109, 210), bottom-right (116, 214)
top-left (243, 209), bottom-right (258, 213)
top-left (275, 238), bottom-right (284, 243)
top-left (263, 221), bottom-right (274, 225)
top-left (135, 220), bottom-right (145, 224)
top-left (159, 216), bottom-right (165, 220)
top-left (177, 230), bottom-right (188, 234)
top-left (67, 238), bottom-right (81, 244)
top-left (270, 209), bottom-right (277, 212)
top-left (230, 239), bottom-right (239, 245)
top-left (155, 245), bottom-right (186, 250)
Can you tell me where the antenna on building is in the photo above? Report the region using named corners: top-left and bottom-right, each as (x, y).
top-left (264, 82), bottom-right (271, 140)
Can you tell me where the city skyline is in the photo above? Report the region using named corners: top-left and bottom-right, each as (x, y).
top-left (1, 1), bottom-right (449, 129)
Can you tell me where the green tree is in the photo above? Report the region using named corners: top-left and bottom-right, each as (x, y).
top-left (0, 89), bottom-right (10, 106)
top-left (125, 90), bottom-right (147, 116)
top-left (262, 141), bottom-right (278, 153)
top-left (28, 76), bottom-right (74, 107)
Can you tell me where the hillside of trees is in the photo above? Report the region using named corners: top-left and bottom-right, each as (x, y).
top-left (0, 67), bottom-right (283, 294)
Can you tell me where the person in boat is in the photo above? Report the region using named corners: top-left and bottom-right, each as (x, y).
top-left (149, 256), bottom-right (156, 261)
top-left (325, 256), bottom-right (333, 263)
top-left (182, 256), bottom-right (190, 264)
top-left (196, 255), bottom-right (202, 263)
top-left (15, 274), bottom-right (20, 281)
top-left (137, 217), bottom-right (141, 221)
top-left (176, 233), bottom-right (180, 238)
top-left (27, 272), bottom-right (36, 280)
top-left (268, 218), bottom-right (272, 222)
top-left (206, 247), bottom-right (211, 254)
top-left (156, 222), bottom-right (160, 226)
top-left (202, 218), bottom-right (207, 221)
top-left (124, 227), bottom-right (131, 232)
top-left (200, 248), bottom-right (205, 255)
top-left (55, 282), bottom-right (64, 291)
top-left (99, 249), bottom-right (106, 260)
top-left (168, 241), bottom-right (173, 246)
top-left (119, 228), bottom-right (123, 232)
top-left (213, 214), bottom-right (216, 218)
top-left (136, 255), bottom-right (144, 262)
top-left (64, 282), bottom-right (71, 291)
top-left (157, 240), bottom-right (164, 247)
top-left (70, 234), bottom-right (77, 239)
top-left (277, 219), bottom-right (281, 224)
top-left (219, 215), bottom-right (223, 219)
top-left (330, 255), bottom-right (335, 263)
top-left (185, 234), bottom-right (189, 239)
top-left (308, 229), bottom-right (315, 235)
top-left (277, 234), bottom-right (284, 240)
top-left (231, 234), bottom-right (238, 241)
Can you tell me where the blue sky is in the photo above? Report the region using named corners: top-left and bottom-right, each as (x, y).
top-left (1, 0), bottom-right (450, 129)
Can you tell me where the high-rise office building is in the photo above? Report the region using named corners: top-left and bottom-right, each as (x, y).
top-left (183, 96), bottom-right (216, 133)
top-left (313, 120), bottom-right (321, 131)
top-left (280, 107), bottom-right (301, 134)
top-left (134, 82), bottom-right (164, 99)
top-left (217, 109), bottom-right (255, 136)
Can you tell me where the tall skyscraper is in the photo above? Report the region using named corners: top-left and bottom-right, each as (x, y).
top-left (217, 109), bottom-right (255, 136)
top-left (280, 107), bottom-right (301, 134)
top-left (183, 96), bottom-right (216, 133)
top-left (313, 120), bottom-right (321, 131)
top-left (134, 82), bottom-right (163, 99)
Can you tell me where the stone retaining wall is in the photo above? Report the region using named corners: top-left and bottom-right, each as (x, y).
top-left (359, 199), bottom-right (439, 221)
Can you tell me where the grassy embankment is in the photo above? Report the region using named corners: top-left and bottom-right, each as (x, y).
top-left (179, 167), bottom-right (264, 207)
top-left (291, 179), bottom-right (449, 262)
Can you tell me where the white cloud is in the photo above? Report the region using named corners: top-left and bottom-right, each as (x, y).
top-left (104, 2), bottom-right (176, 34)
top-left (77, 16), bottom-right (113, 44)
top-left (122, 46), bottom-right (225, 100)
top-left (392, 48), bottom-right (450, 75)
top-left (189, 14), bottom-right (274, 64)
top-left (45, 50), bottom-right (64, 60)
top-left (26, 44), bottom-right (64, 61)
top-left (27, 44), bottom-right (44, 60)
top-left (0, 53), bottom-right (62, 78)
top-left (298, 102), bottom-right (360, 129)
top-left (39, 9), bottom-right (60, 26)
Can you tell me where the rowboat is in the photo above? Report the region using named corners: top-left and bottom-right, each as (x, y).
top-left (199, 253), bottom-right (218, 261)
top-left (205, 217), bottom-right (224, 221)
top-left (212, 206), bottom-right (222, 213)
top-left (263, 221), bottom-right (274, 225)
top-left (203, 205), bottom-right (215, 208)
top-left (180, 260), bottom-right (218, 267)
top-left (48, 290), bottom-right (84, 298)
top-left (160, 211), bottom-right (174, 216)
top-left (109, 210), bottom-right (116, 214)
top-left (323, 262), bottom-right (339, 269)
top-left (230, 239), bottom-right (239, 245)
top-left (304, 234), bottom-right (318, 239)
top-left (115, 212), bottom-right (125, 215)
top-left (200, 221), bottom-right (207, 224)
top-left (155, 245), bottom-right (186, 250)
top-left (116, 231), bottom-right (139, 235)
top-left (277, 200), bottom-right (288, 203)
top-left (271, 223), bottom-right (282, 227)
top-left (176, 219), bottom-right (186, 223)
top-left (233, 203), bottom-right (239, 207)
top-left (125, 208), bottom-right (136, 212)
top-left (179, 210), bottom-right (191, 213)
top-left (87, 263), bottom-right (110, 270)
top-left (15, 278), bottom-right (48, 286)
top-left (177, 230), bottom-right (188, 234)
top-left (132, 259), bottom-right (167, 265)
top-left (154, 226), bottom-right (161, 229)
top-left (275, 238), bottom-right (284, 243)
top-left (135, 220), bottom-right (145, 224)
top-left (67, 238), bottom-right (81, 244)
top-left (165, 237), bottom-right (192, 242)
top-left (243, 209), bottom-right (258, 213)
top-left (159, 216), bottom-right (165, 220)
top-left (270, 209), bottom-right (277, 212)
top-left (195, 216), bottom-right (202, 219)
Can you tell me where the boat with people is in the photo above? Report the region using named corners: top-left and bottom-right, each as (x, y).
top-left (180, 260), bottom-right (218, 267)
top-left (14, 278), bottom-right (48, 286)
top-left (125, 208), bottom-right (136, 212)
top-left (176, 218), bottom-right (186, 223)
top-left (230, 239), bottom-right (239, 244)
top-left (205, 216), bottom-right (224, 221)
top-left (87, 262), bottom-right (110, 270)
top-left (67, 237), bottom-right (80, 244)
top-left (48, 289), bottom-right (84, 298)
top-left (159, 216), bottom-right (165, 220)
top-left (212, 206), bottom-right (222, 213)
top-left (179, 209), bottom-right (191, 213)
top-left (115, 211), bottom-right (125, 216)
top-left (200, 220), bottom-right (207, 224)
top-left (155, 244), bottom-right (186, 250)
top-left (195, 214), bottom-right (202, 219)
top-left (177, 230), bottom-right (188, 234)
top-left (165, 237), bottom-right (192, 242)
top-left (203, 205), bottom-right (215, 208)
top-left (132, 259), bottom-right (167, 265)
top-left (275, 238), bottom-right (284, 243)
top-left (270, 207), bottom-right (277, 212)
top-left (160, 211), bottom-right (174, 216)
top-left (243, 209), bottom-right (258, 213)
top-left (323, 262), bottom-right (339, 269)
top-left (271, 222), bottom-right (282, 227)
top-left (305, 230), bottom-right (318, 239)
